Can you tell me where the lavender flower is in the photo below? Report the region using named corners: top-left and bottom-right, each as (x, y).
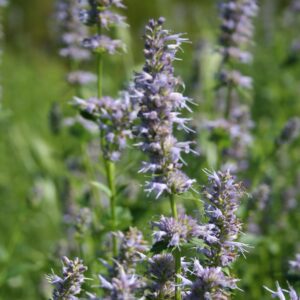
top-left (98, 263), bottom-right (145, 300)
top-left (74, 91), bottom-right (136, 161)
top-left (92, 228), bottom-right (148, 299)
top-left (116, 227), bottom-right (149, 269)
top-left (56, 0), bottom-right (90, 61)
top-left (202, 170), bottom-right (246, 267)
top-left (181, 260), bottom-right (239, 300)
top-left (82, 35), bottom-right (125, 54)
top-left (152, 214), bottom-right (217, 248)
top-left (132, 17), bottom-right (196, 199)
top-left (47, 256), bottom-right (87, 300)
top-left (55, 0), bottom-right (95, 88)
top-left (67, 71), bottom-right (96, 86)
top-left (147, 254), bottom-right (176, 299)
top-left (80, 0), bottom-right (127, 55)
top-left (218, 0), bottom-right (258, 89)
top-left (289, 253), bottom-right (300, 274)
top-left (264, 282), bottom-right (299, 300)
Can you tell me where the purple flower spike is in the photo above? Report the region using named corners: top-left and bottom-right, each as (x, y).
top-left (218, 0), bottom-right (258, 89)
top-left (132, 18), bottom-right (196, 199)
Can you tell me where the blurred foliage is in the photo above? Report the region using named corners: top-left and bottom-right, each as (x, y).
top-left (1, 0), bottom-right (300, 299)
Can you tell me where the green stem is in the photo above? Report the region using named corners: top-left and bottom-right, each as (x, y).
top-left (97, 52), bottom-right (103, 98)
top-left (169, 193), bottom-right (178, 219)
top-left (96, 20), bottom-right (118, 256)
top-left (97, 23), bottom-right (103, 99)
top-left (104, 160), bottom-right (118, 257)
top-left (169, 194), bottom-right (181, 300)
top-left (224, 84), bottom-right (233, 120)
top-left (81, 144), bottom-right (101, 214)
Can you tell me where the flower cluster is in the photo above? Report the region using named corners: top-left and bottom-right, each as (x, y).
top-left (146, 254), bottom-right (175, 299)
top-left (218, 0), bottom-right (258, 89)
top-left (116, 227), bottom-right (149, 269)
top-left (94, 228), bottom-right (148, 300)
top-left (56, 0), bottom-right (90, 60)
top-left (151, 214), bottom-right (217, 248)
top-left (132, 17), bottom-right (196, 199)
top-left (202, 170), bottom-right (246, 267)
top-left (98, 263), bottom-right (145, 300)
top-left (80, 0), bottom-right (127, 55)
top-left (47, 256), bottom-right (87, 300)
top-left (181, 260), bottom-right (239, 300)
top-left (264, 282), bottom-right (299, 300)
top-left (74, 92), bottom-right (136, 161)
top-left (55, 0), bottom-right (95, 87)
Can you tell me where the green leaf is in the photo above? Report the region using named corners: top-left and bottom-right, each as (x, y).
top-left (90, 181), bottom-right (111, 197)
top-left (150, 240), bottom-right (170, 254)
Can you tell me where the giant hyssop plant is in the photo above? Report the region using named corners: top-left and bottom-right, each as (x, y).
top-left (12, 0), bottom-right (300, 300)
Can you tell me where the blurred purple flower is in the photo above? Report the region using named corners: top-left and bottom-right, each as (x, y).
top-left (79, 0), bottom-right (127, 55)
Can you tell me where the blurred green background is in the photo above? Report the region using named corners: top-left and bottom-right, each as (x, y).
top-left (1, 0), bottom-right (300, 299)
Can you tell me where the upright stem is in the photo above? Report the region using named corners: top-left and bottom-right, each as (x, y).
top-left (97, 24), bottom-right (103, 98)
top-left (96, 22), bottom-right (117, 257)
top-left (169, 194), bottom-right (181, 300)
top-left (224, 84), bottom-right (233, 120)
top-left (169, 193), bottom-right (178, 219)
top-left (97, 53), bottom-right (103, 98)
top-left (105, 160), bottom-right (118, 257)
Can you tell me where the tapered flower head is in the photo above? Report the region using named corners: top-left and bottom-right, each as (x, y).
top-left (218, 0), bottom-right (258, 89)
top-left (55, 0), bottom-right (95, 88)
top-left (147, 254), bottom-right (175, 300)
top-left (202, 170), bottom-right (246, 267)
top-left (132, 17), bottom-right (196, 199)
top-left (98, 263), bottom-right (145, 300)
top-left (47, 256), bottom-right (87, 300)
top-left (56, 0), bottom-right (91, 61)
